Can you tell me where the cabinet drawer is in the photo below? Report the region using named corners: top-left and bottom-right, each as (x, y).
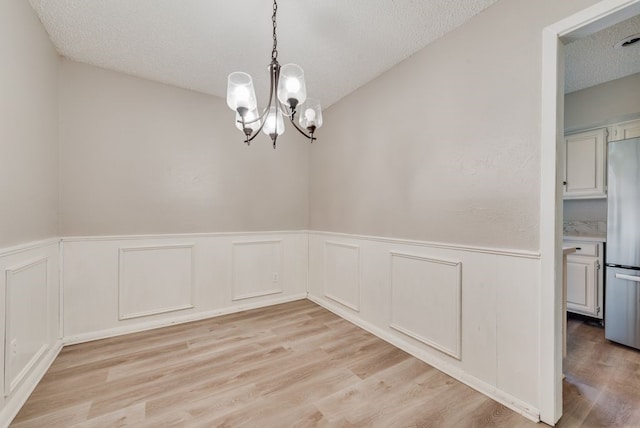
top-left (564, 241), bottom-right (598, 257)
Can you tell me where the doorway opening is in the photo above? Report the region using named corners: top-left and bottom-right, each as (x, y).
top-left (540, 0), bottom-right (640, 424)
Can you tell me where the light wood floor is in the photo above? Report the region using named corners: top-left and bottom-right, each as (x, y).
top-left (12, 300), bottom-right (536, 427)
top-left (558, 317), bottom-right (640, 427)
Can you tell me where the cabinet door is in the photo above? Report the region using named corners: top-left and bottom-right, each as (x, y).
top-left (563, 128), bottom-right (606, 199)
top-left (609, 119), bottom-right (640, 142)
top-left (566, 256), bottom-right (598, 317)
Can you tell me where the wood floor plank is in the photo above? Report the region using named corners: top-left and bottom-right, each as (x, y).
top-left (557, 317), bottom-right (640, 428)
top-left (69, 402), bottom-right (146, 428)
top-left (558, 374), bottom-right (602, 427)
top-left (13, 300), bottom-right (544, 427)
top-left (145, 383), bottom-right (260, 426)
top-left (11, 402), bottom-right (92, 428)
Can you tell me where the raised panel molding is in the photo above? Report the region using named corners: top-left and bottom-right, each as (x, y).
top-left (4, 257), bottom-right (49, 396)
top-left (566, 262), bottom-right (588, 305)
top-left (232, 240), bottom-right (283, 301)
top-left (390, 251), bottom-right (462, 360)
top-left (118, 244), bottom-right (195, 320)
top-left (323, 241), bottom-right (360, 311)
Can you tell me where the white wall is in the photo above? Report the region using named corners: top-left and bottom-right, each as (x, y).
top-left (310, 0), bottom-right (600, 422)
top-left (564, 199), bottom-right (607, 222)
top-left (59, 60), bottom-right (309, 237)
top-left (565, 72), bottom-right (640, 131)
top-left (311, 0), bottom-right (599, 252)
top-left (0, 2), bottom-right (62, 425)
top-left (0, 0), bottom-right (59, 248)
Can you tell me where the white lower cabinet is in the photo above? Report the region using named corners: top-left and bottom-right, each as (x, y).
top-left (564, 239), bottom-right (604, 320)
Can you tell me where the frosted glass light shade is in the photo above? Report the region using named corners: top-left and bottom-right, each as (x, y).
top-left (235, 108), bottom-right (261, 132)
top-left (277, 63), bottom-right (307, 109)
top-left (227, 72), bottom-right (257, 112)
top-left (299, 99), bottom-right (323, 130)
top-left (263, 107), bottom-right (285, 136)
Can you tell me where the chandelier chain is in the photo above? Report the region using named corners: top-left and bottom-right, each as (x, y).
top-left (271, 0), bottom-right (278, 61)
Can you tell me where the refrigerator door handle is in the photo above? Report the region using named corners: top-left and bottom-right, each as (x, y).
top-left (615, 273), bottom-right (640, 282)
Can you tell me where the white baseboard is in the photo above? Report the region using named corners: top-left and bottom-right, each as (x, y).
top-left (63, 293), bottom-right (308, 345)
top-left (0, 340), bottom-right (63, 428)
top-left (307, 294), bottom-right (541, 423)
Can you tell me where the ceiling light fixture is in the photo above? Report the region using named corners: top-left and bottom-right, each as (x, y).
top-left (614, 33), bottom-right (640, 49)
top-left (226, 0), bottom-right (323, 148)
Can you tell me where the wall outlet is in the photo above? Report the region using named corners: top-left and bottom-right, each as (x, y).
top-left (272, 273), bottom-right (279, 283)
top-left (11, 338), bottom-right (17, 357)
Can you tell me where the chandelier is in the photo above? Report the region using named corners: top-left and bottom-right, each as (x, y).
top-left (226, 0), bottom-right (323, 148)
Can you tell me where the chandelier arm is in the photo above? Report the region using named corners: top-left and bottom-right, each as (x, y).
top-left (243, 61), bottom-right (279, 143)
top-left (277, 99), bottom-right (295, 118)
top-left (287, 115), bottom-right (316, 141)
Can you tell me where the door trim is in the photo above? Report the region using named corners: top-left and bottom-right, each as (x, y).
top-left (540, 0), bottom-right (640, 424)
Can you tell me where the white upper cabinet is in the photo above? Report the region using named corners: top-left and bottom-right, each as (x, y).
top-left (563, 128), bottom-right (607, 199)
top-left (609, 118), bottom-right (640, 142)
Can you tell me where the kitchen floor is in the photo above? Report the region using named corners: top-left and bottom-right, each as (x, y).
top-left (559, 316), bottom-right (640, 426)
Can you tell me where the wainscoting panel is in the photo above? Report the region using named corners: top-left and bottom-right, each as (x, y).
top-left (0, 239), bottom-right (61, 427)
top-left (62, 232), bottom-right (308, 342)
top-left (4, 258), bottom-right (49, 396)
top-left (118, 245), bottom-right (195, 320)
top-left (390, 252), bottom-right (461, 359)
top-left (308, 231), bottom-right (541, 422)
top-left (232, 240), bottom-right (283, 301)
top-left (323, 241), bottom-right (360, 311)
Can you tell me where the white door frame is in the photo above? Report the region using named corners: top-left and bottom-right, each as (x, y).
top-left (539, 0), bottom-right (640, 424)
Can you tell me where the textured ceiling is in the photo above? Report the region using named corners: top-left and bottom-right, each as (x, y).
top-left (565, 14), bottom-right (640, 94)
top-left (29, 0), bottom-right (500, 108)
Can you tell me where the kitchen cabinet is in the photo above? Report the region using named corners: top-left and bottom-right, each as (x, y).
top-left (609, 118), bottom-right (640, 142)
top-left (563, 128), bottom-right (607, 199)
top-left (563, 239), bottom-right (604, 320)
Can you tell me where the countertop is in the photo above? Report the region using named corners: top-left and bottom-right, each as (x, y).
top-left (563, 234), bottom-right (606, 243)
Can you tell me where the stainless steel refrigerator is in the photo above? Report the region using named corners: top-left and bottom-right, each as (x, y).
top-left (606, 136), bottom-right (640, 350)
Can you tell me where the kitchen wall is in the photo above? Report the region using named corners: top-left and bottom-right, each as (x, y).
top-left (563, 72), bottom-right (640, 224)
top-left (565, 72), bottom-right (640, 131)
top-left (59, 60), bottom-right (309, 237)
top-left (563, 199), bottom-right (607, 222)
top-left (0, 0), bottom-right (59, 248)
top-left (0, 1), bottom-right (62, 425)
